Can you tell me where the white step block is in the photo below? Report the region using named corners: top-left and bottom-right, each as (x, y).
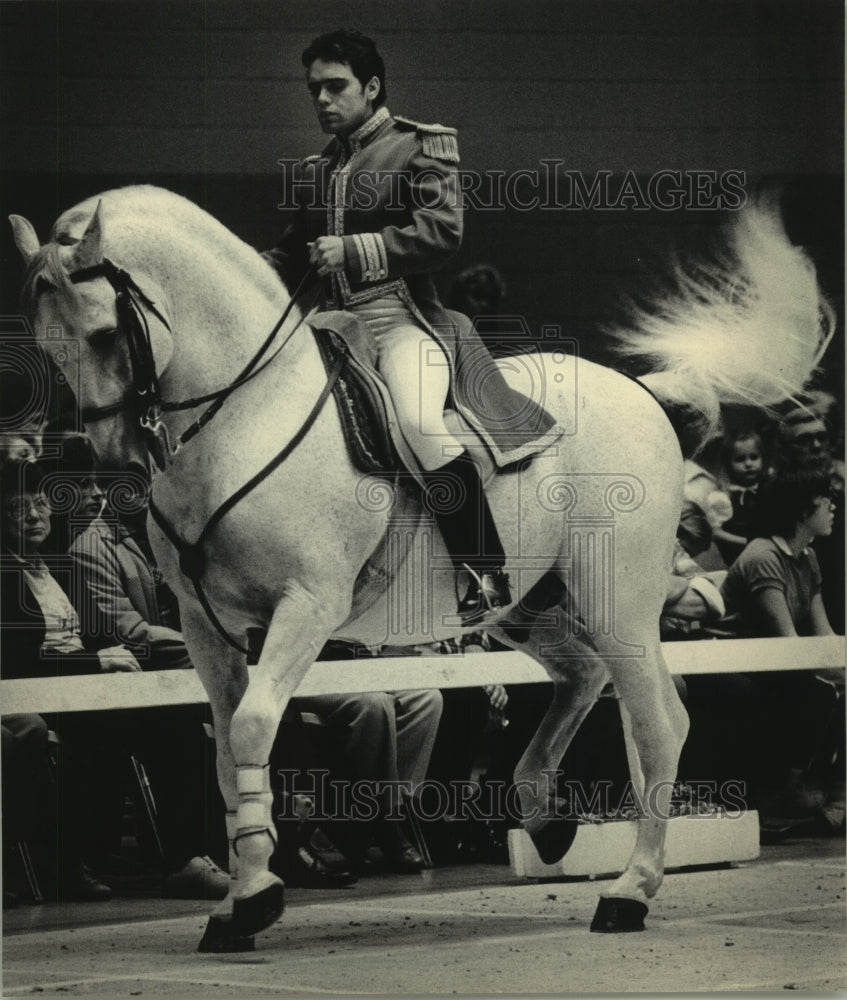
top-left (509, 811), bottom-right (760, 879)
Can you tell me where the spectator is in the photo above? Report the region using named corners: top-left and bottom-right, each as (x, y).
top-left (722, 469), bottom-right (836, 637)
top-left (713, 427), bottom-right (771, 565)
top-left (422, 633), bottom-right (513, 863)
top-left (661, 540), bottom-right (727, 640)
top-left (448, 263), bottom-right (506, 320)
top-left (0, 426), bottom-right (41, 464)
top-left (67, 461), bottom-right (190, 669)
top-left (266, 703), bottom-right (360, 889)
top-left (291, 642), bottom-right (442, 874)
top-left (675, 498), bottom-right (714, 561)
top-left (718, 468), bottom-right (844, 832)
top-left (776, 393), bottom-right (839, 477)
top-left (1, 459), bottom-right (229, 899)
top-left (682, 457), bottom-right (733, 570)
top-left (776, 393), bottom-right (844, 631)
top-left (1, 459), bottom-right (131, 899)
top-left (446, 263), bottom-right (539, 357)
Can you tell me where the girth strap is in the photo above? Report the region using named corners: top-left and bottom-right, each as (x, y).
top-left (148, 341), bottom-right (350, 655)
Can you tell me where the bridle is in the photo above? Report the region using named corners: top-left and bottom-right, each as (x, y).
top-left (66, 257), bottom-right (348, 655)
top-left (69, 257), bottom-right (316, 458)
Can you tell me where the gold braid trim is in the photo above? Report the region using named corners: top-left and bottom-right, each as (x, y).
top-left (421, 131), bottom-right (459, 164)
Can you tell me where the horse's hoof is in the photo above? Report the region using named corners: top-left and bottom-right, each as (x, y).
top-left (590, 896), bottom-right (648, 933)
top-left (197, 915), bottom-right (255, 953)
top-left (231, 879), bottom-right (285, 938)
top-left (527, 817), bottom-right (578, 864)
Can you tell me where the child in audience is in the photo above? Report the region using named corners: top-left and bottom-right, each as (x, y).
top-left (713, 427), bottom-right (769, 566)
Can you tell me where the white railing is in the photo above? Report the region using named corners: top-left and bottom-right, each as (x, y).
top-left (2, 635), bottom-right (843, 715)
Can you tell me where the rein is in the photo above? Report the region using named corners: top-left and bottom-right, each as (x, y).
top-left (68, 255), bottom-right (342, 655)
top-left (147, 344), bottom-right (348, 655)
top-left (70, 259), bottom-right (317, 455)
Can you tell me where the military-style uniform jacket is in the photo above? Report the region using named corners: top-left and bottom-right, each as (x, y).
top-left (268, 106), bottom-right (562, 465)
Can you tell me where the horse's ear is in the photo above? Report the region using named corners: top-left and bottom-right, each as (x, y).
top-left (9, 215), bottom-right (40, 263)
top-left (70, 200), bottom-right (105, 271)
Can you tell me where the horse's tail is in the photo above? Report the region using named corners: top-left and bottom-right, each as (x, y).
top-left (607, 197), bottom-right (835, 451)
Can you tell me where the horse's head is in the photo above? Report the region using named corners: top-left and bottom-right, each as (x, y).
top-left (10, 194), bottom-right (177, 472)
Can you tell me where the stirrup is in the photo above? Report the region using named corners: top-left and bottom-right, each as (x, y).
top-left (458, 566), bottom-right (512, 625)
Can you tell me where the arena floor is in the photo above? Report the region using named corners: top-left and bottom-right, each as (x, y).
top-left (2, 834), bottom-right (845, 997)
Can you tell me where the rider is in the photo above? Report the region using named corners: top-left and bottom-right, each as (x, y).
top-left (266, 29), bottom-right (524, 623)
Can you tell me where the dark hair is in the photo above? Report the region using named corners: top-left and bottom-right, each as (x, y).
top-left (753, 468), bottom-right (833, 538)
top-left (301, 30), bottom-right (386, 108)
top-left (720, 426), bottom-right (766, 477)
top-left (722, 426), bottom-right (761, 456)
top-left (449, 264), bottom-right (507, 313)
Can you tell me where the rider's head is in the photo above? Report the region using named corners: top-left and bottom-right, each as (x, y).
top-left (302, 30), bottom-right (386, 136)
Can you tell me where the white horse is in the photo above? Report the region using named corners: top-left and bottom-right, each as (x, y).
top-left (10, 188), bottom-right (830, 950)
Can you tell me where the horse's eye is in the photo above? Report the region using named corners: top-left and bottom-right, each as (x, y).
top-left (87, 328), bottom-right (118, 350)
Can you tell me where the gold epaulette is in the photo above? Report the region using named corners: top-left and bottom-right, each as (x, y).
top-left (394, 115), bottom-right (460, 164)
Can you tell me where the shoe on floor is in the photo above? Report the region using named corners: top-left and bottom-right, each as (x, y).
top-left (375, 821), bottom-right (426, 874)
top-left (55, 862), bottom-right (112, 902)
top-left (384, 842), bottom-right (426, 874)
top-left (162, 855), bottom-right (229, 900)
top-left (275, 846), bottom-right (358, 888)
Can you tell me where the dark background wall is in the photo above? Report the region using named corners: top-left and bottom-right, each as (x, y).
top-left (1, 0), bottom-right (843, 379)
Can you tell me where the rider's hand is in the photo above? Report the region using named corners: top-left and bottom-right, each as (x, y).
top-left (308, 236), bottom-right (346, 276)
top-left (97, 646), bottom-right (142, 673)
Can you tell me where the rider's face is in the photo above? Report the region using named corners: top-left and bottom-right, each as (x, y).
top-left (306, 59), bottom-right (378, 137)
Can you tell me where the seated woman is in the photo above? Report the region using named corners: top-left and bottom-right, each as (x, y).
top-left (717, 468), bottom-right (843, 831)
top-left (1, 459), bottom-right (229, 898)
top-left (1, 459), bottom-right (132, 899)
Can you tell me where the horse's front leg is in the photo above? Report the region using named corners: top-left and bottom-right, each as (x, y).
top-left (178, 606), bottom-right (252, 953)
top-left (225, 581), bottom-right (340, 940)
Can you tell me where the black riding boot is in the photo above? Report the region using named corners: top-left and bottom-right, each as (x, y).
top-left (421, 450), bottom-right (511, 624)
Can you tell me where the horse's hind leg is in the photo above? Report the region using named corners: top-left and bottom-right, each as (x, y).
top-left (492, 604), bottom-right (609, 861)
top-left (594, 643), bottom-right (689, 930)
top-left (509, 650), bottom-right (608, 858)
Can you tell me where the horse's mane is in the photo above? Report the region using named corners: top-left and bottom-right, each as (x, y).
top-left (20, 241), bottom-right (75, 313)
top-left (20, 186), bottom-right (286, 315)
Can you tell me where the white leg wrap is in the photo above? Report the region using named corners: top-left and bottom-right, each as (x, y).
top-left (234, 764), bottom-right (276, 855)
top-left (237, 765), bottom-right (270, 796)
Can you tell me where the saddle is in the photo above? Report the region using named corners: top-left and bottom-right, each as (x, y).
top-left (311, 311), bottom-right (495, 485)
top-left (307, 311), bottom-right (503, 632)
